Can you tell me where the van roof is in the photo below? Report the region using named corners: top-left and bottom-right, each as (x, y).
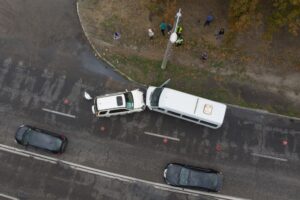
top-left (158, 88), bottom-right (226, 124)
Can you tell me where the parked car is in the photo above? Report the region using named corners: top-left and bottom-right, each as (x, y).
top-left (15, 125), bottom-right (68, 154)
top-left (91, 89), bottom-right (146, 117)
top-left (163, 163), bottom-right (223, 192)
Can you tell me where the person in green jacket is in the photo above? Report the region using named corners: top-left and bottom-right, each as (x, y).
top-left (160, 21), bottom-right (166, 36)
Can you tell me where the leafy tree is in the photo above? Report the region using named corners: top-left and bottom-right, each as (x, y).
top-left (229, 0), bottom-right (300, 36)
top-left (269, 0), bottom-right (300, 36)
top-left (228, 0), bottom-right (260, 31)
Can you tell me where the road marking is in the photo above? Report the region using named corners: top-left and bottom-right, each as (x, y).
top-left (144, 131), bottom-right (180, 142)
top-left (251, 153), bottom-right (288, 162)
top-left (42, 108), bottom-right (76, 118)
top-left (0, 193), bottom-right (19, 200)
top-left (0, 144), bottom-right (249, 200)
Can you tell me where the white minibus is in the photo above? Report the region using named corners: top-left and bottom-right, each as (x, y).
top-left (146, 86), bottom-right (227, 129)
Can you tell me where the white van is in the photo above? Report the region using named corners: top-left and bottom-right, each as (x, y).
top-left (146, 86), bottom-right (227, 129)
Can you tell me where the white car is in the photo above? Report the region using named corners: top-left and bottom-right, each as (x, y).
top-left (91, 89), bottom-right (145, 117)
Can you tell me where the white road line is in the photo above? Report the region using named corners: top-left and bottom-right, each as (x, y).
top-left (0, 144), bottom-right (249, 200)
top-left (42, 108), bottom-right (76, 118)
top-left (0, 193), bottom-right (19, 200)
top-left (251, 153), bottom-right (288, 162)
top-left (144, 131), bottom-right (180, 142)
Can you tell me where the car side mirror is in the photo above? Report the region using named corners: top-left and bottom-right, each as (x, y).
top-left (84, 91), bottom-right (93, 100)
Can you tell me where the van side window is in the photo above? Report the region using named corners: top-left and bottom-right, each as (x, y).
top-left (116, 96), bottom-right (123, 106)
top-left (200, 120), bottom-right (218, 127)
top-left (182, 115), bottom-right (199, 122)
top-left (167, 111), bottom-right (181, 116)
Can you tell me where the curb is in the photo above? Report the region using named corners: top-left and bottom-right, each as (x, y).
top-left (76, 1), bottom-right (146, 87)
top-left (228, 103), bottom-right (300, 121)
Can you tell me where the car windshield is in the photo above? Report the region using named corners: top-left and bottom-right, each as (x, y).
top-left (179, 167), bottom-right (189, 186)
top-left (150, 87), bottom-right (164, 107)
top-left (124, 92), bottom-right (134, 109)
top-left (22, 129), bottom-right (31, 145)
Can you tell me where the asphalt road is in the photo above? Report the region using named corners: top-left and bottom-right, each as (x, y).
top-left (0, 0), bottom-right (300, 200)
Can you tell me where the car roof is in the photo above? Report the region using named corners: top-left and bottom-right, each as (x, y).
top-left (96, 94), bottom-right (126, 110)
top-left (27, 130), bottom-right (62, 151)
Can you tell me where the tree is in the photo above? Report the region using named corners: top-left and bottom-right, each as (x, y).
top-left (228, 0), bottom-right (260, 31)
top-left (269, 0), bottom-right (300, 36)
top-left (229, 0), bottom-right (300, 36)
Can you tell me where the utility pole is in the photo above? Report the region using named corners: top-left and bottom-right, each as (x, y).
top-left (161, 8), bottom-right (182, 70)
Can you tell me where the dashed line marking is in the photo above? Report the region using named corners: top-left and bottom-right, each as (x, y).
top-left (42, 108), bottom-right (76, 118)
top-left (251, 153), bottom-right (288, 162)
top-left (144, 131), bottom-right (180, 142)
top-left (0, 193), bottom-right (19, 200)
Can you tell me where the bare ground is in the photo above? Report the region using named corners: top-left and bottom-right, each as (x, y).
top-left (77, 0), bottom-right (300, 117)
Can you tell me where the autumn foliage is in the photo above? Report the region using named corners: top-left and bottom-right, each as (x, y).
top-left (229, 0), bottom-right (300, 36)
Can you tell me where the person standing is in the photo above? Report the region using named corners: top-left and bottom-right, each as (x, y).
top-left (160, 21), bottom-right (166, 36)
top-left (176, 26), bottom-right (183, 37)
top-left (167, 24), bottom-right (173, 35)
top-left (148, 29), bottom-right (154, 40)
top-left (113, 32), bottom-right (121, 40)
top-left (175, 36), bottom-right (184, 46)
top-left (204, 14), bottom-right (214, 27)
top-left (201, 52), bottom-right (208, 61)
top-left (215, 28), bottom-right (225, 39)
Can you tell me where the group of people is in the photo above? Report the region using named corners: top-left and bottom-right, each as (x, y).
top-left (113, 12), bottom-right (225, 61)
top-left (147, 21), bottom-right (184, 46)
top-left (148, 21), bottom-right (173, 40)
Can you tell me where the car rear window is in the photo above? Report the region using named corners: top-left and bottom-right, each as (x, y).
top-left (188, 170), bottom-right (218, 189)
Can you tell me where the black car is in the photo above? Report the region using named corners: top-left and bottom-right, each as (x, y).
top-left (163, 163), bottom-right (223, 192)
top-left (15, 125), bottom-right (68, 154)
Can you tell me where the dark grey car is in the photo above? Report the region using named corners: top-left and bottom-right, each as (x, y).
top-left (163, 163), bottom-right (223, 192)
top-left (15, 125), bottom-right (68, 154)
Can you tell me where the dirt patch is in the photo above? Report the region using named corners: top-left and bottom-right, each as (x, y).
top-left (78, 0), bottom-right (300, 117)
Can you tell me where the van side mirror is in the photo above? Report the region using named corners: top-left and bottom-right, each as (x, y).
top-left (159, 79), bottom-right (171, 88)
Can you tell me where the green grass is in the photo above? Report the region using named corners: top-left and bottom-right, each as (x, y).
top-left (100, 15), bottom-right (120, 32)
top-left (102, 52), bottom-right (300, 117)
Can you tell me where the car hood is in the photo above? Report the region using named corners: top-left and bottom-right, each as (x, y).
top-left (15, 126), bottom-right (28, 141)
top-left (131, 89), bottom-right (145, 109)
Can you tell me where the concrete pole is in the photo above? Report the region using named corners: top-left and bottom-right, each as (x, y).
top-left (161, 9), bottom-right (182, 70)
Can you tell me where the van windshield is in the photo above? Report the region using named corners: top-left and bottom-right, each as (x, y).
top-left (150, 87), bottom-right (164, 107)
top-left (124, 92), bottom-right (134, 109)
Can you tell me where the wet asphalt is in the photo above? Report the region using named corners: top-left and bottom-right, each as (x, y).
top-left (0, 0), bottom-right (300, 200)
